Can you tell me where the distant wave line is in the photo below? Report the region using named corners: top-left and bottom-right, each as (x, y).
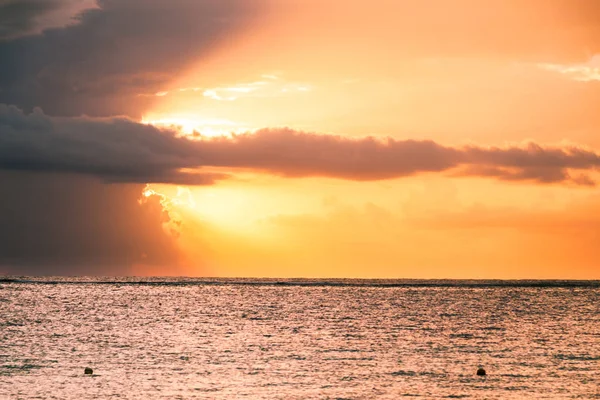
top-left (1, 278), bottom-right (599, 288)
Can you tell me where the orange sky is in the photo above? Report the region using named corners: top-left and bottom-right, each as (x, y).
top-left (1, 1), bottom-right (598, 278)
top-left (128, 1), bottom-right (600, 279)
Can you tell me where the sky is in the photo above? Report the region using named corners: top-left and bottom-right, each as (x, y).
top-left (0, 0), bottom-right (599, 278)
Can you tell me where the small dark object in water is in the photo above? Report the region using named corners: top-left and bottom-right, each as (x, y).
top-left (476, 368), bottom-right (486, 376)
top-left (84, 367), bottom-right (93, 375)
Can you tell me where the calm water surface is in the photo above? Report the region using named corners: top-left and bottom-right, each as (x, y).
top-left (1, 278), bottom-right (599, 399)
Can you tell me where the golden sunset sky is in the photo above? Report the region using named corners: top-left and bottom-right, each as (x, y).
top-left (0, 0), bottom-right (598, 278)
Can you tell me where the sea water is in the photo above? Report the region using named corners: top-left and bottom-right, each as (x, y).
top-left (1, 278), bottom-right (599, 399)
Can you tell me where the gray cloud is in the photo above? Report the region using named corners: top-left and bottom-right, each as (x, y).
top-left (0, 104), bottom-right (228, 184)
top-left (1, 0), bottom-right (54, 39)
top-left (0, 0), bottom-right (264, 117)
top-left (458, 165), bottom-right (596, 186)
top-left (1, 104), bottom-right (599, 186)
top-left (0, 170), bottom-right (181, 275)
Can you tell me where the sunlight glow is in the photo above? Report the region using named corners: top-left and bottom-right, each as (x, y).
top-left (141, 115), bottom-right (253, 137)
top-left (139, 184), bottom-right (196, 238)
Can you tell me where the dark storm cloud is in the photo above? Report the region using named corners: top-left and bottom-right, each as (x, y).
top-left (0, 0), bottom-right (264, 117)
top-left (1, 104), bottom-right (599, 186)
top-left (0, 0), bottom-right (64, 39)
top-left (0, 104), bottom-right (228, 184)
top-left (0, 171), bottom-right (180, 275)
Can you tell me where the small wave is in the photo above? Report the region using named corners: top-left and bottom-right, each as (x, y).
top-left (501, 373), bottom-right (531, 378)
top-left (482, 326), bottom-right (505, 331)
top-left (449, 333), bottom-right (475, 339)
top-left (554, 353), bottom-right (600, 361)
top-left (193, 387), bottom-right (220, 393)
top-left (503, 385), bottom-right (530, 391)
top-left (1, 320), bottom-right (25, 327)
top-left (319, 348), bottom-right (361, 353)
top-left (0, 364), bottom-right (43, 376)
top-left (391, 370), bottom-right (417, 377)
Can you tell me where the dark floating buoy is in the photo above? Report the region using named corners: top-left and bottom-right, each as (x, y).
top-left (84, 367), bottom-right (93, 375)
top-left (476, 368), bottom-right (486, 376)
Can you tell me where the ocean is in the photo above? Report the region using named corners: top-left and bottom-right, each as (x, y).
top-left (1, 278), bottom-right (599, 399)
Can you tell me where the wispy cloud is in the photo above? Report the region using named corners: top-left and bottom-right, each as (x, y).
top-left (538, 55), bottom-right (600, 82)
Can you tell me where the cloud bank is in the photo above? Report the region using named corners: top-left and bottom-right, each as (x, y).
top-left (0, 0), bottom-right (264, 117)
top-left (1, 104), bottom-right (599, 186)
